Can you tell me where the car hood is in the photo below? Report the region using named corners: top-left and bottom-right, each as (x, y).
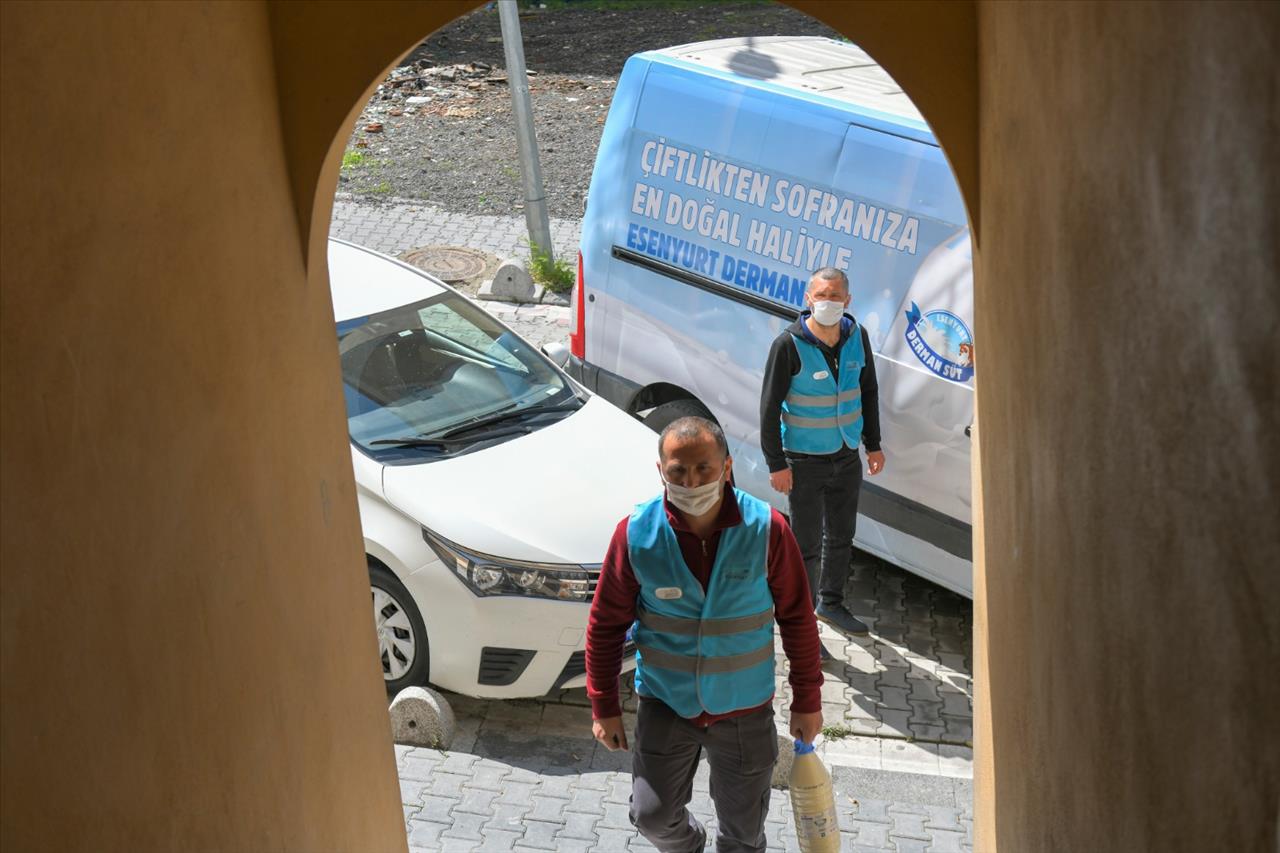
top-left (382, 396), bottom-right (661, 565)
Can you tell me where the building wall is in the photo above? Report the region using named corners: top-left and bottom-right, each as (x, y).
top-left (0, 3), bottom-right (408, 850)
top-left (973, 2), bottom-right (1280, 850)
top-left (2, 1), bottom-right (1276, 851)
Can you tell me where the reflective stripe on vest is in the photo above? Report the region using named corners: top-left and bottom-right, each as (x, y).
top-left (633, 641), bottom-right (774, 674)
top-left (636, 606), bottom-right (774, 636)
top-left (626, 488), bottom-right (776, 718)
top-left (780, 329), bottom-right (864, 454)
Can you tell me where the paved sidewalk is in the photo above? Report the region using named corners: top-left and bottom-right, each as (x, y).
top-left (332, 198), bottom-right (976, 851)
top-left (331, 196), bottom-right (583, 265)
top-left (330, 197), bottom-right (575, 353)
top-left (398, 559), bottom-right (974, 852)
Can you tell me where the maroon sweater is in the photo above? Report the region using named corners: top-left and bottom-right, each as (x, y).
top-left (586, 483), bottom-right (823, 724)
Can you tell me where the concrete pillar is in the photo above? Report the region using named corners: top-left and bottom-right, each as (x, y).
top-left (974, 3), bottom-right (1280, 849)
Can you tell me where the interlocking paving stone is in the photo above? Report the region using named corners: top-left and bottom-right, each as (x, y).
top-left (557, 810), bottom-right (602, 840)
top-left (494, 781), bottom-right (538, 808)
top-left (439, 752), bottom-right (481, 774)
top-left (526, 794), bottom-right (571, 823)
top-left (565, 785), bottom-right (606, 814)
top-left (400, 776), bottom-right (431, 806)
top-left (594, 827), bottom-right (641, 851)
top-left (852, 798), bottom-right (894, 824)
top-left (405, 818), bottom-right (450, 848)
top-left (502, 766), bottom-right (542, 785)
top-left (474, 827), bottom-right (523, 852)
top-left (429, 771), bottom-right (471, 798)
top-left (467, 761), bottom-right (512, 791)
top-left (454, 786), bottom-right (498, 816)
top-left (879, 686), bottom-right (913, 712)
top-left (604, 775), bottom-right (632, 804)
top-left (598, 800), bottom-right (635, 830)
top-left (398, 751), bottom-right (444, 781)
top-left (852, 820), bottom-right (892, 847)
top-left (572, 770), bottom-right (614, 792)
top-left (888, 808), bottom-right (932, 840)
top-left (927, 827), bottom-right (969, 852)
top-left (419, 793), bottom-right (459, 824)
top-left (440, 809), bottom-right (489, 841)
top-left (487, 802), bottom-right (531, 831)
top-left (533, 773), bottom-right (579, 800)
top-left (517, 819), bottom-right (563, 850)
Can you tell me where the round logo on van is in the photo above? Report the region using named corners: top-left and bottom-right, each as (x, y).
top-left (903, 302), bottom-right (973, 383)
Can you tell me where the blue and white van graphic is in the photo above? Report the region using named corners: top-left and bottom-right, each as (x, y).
top-left (904, 303), bottom-right (974, 383)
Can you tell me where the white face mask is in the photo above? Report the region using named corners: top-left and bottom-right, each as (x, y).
top-left (810, 300), bottom-right (845, 326)
top-left (664, 468), bottom-right (725, 517)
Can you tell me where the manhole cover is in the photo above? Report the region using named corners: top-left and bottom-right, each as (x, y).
top-left (401, 245), bottom-right (488, 283)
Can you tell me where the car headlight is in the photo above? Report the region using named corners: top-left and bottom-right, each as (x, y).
top-left (422, 528), bottom-right (598, 602)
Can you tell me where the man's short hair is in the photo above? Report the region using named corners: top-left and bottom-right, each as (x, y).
top-left (808, 266), bottom-right (849, 293)
top-left (657, 415), bottom-right (729, 461)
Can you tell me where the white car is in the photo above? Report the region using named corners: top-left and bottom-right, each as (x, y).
top-left (328, 239), bottom-right (653, 697)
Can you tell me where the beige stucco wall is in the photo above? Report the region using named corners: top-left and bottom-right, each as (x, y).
top-left (974, 2), bottom-right (1280, 850)
top-left (2, 1), bottom-right (1276, 851)
top-left (1, 3), bottom-right (408, 849)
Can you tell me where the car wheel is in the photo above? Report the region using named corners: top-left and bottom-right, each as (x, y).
top-left (642, 398), bottom-right (715, 433)
top-left (369, 560), bottom-right (429, 693)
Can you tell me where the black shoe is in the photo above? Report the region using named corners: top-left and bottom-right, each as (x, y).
top-left (815, 603), bottom-right (870, 637)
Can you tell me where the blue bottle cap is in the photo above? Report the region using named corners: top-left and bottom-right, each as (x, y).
top-left (794, 739), bottom-right (815, 755)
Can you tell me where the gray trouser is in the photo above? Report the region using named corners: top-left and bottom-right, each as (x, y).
top-left (787, 446), bottom-right (863, 608)
top-left (630, 697), bottom-right (778, 853)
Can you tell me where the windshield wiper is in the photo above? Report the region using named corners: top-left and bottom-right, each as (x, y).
top-left (369, 437), bottom-right (467, 449)
top-left (434, 397), bottom-right (582, 440)
top-left (371, 425), bottom-right (537, 450)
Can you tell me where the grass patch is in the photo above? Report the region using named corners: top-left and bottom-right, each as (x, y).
top-left (527, 241), bottom-right (575, 293)
top-left (821, 724), bottom-right (855, 741)
top-left (341, 150), bottom-right (369, 169)
top-left (369, 180), bottom-right (392, 195)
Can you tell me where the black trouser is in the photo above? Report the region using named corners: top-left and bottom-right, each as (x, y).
top-left (786, 445), bottom-right (863, 608)
top-left (630, 697), bottom-right (778, 853)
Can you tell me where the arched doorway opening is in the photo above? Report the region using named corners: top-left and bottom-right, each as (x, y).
top-left (304, 3), bottom-right (983, 845)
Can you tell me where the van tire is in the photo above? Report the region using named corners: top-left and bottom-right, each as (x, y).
top-left (642, 399), bottom-right (715, 433)
top-left (370, 560), bottom-right (430, 694)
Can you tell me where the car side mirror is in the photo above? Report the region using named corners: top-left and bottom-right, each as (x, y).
top-left (541, 341), bottom-right (570, 368)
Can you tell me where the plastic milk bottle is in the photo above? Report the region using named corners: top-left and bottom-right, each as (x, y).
top-left (789, 739), bottom-right (840, 852)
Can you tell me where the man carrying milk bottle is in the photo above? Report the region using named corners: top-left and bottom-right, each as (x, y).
top-left (760, 266), bottom-right (886, 640)
top-left (586, 416), bottom-right (824, 852)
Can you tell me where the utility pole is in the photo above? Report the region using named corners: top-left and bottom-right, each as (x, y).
top-left (498, 0), bottom-right (555, 262)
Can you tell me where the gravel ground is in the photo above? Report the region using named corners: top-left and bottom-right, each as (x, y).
top-left (338, 1), bottom-right (841, 218)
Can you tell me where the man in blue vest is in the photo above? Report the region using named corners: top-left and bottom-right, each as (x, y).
top-left (760, 267), bottom-right (885, 640)
top-left (586, 416), bottom-right (823, 853)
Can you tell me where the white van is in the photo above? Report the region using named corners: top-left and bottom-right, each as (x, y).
top-left (568, 38), bottom-right (974, 597)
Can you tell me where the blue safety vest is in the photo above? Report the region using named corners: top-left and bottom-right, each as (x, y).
top-left (627, 488), bottom-right (776, 718)
top-left (780, 327), bottom-right (864, 454)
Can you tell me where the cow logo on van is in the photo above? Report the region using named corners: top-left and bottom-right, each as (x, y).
top-left (904, 303), bottom-right (974, 383)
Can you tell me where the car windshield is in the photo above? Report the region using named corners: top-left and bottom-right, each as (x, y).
top-left (337, 291), bottom-right (575, 455)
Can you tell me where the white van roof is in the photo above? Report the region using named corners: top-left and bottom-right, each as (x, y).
top-left (653, 37), bottom-right (924, 124)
